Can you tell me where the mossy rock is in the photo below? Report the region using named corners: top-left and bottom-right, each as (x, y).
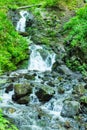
top-left (80, 96), bottom-right (87, 104)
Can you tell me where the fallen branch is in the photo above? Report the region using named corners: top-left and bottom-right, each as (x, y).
top-left (17, 4), bottom-right (42, 10)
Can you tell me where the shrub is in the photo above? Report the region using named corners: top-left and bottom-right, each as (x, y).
top-left (0, 109), bottom-right (18, 130)
top-left (64, 5), bottom-right (87, 75)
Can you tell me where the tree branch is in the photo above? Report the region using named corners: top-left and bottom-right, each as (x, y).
top-left (17, 4), bottom-right (42, 10)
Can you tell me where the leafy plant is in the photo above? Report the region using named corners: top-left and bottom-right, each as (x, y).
top-left (0, 109), bottom-right (18, 130)
top-left (64, 5), bottom-right (87, 75)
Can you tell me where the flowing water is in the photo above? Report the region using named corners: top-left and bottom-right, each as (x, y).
top-left (28, 44), bottom-right (56, 72)
top-left (16, 11), bottom-right (29, 32)
top-left (0, 10), bottom-right (86, 130)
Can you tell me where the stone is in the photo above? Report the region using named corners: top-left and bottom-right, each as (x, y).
top-left (13, 83), bottom-right (32, 98)
top-left (80, 96), bottom-right (87, 104)
top-left (17, 95), bottom-right (29, 104)
top-left (38, 49), bottom-right (48, 60)
top-left (24, 73), bottom-right (35, 80)
top-left (61, 100), bottom-right (80, 117)
top-left (58, 65), bottom-right (73, 75)
top-left (58, 86), bottom-right (65, 94)
top-left (36, 84), bottom-right (54, 102)
top-left (5, 83), bottom-right (13, 93)
top-left (84, 84), bottom-right (87, 89)
top-left (72, 85), bottom-right (86, 95)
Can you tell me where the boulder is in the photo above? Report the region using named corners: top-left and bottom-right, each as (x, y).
top-left (58, 65), bottom-right (73, 75)
top-left (58, 86), bottom-right (65, 94)
top-left (16, 95), bottom-right (29, 104)
top-left (72, 84), bottom-right (86, 95)
top-left (12, 82), bottom-right (32, 104)
top-left (13, 83), bottom-right (32, 98)
top-left (61, 100), bottom-right (80, 117)
top-left (5, 83), bottom-right (13, 93)
top-left (36, 84), bottom-right (54, 102)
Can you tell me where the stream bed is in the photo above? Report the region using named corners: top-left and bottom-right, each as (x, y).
top-left (0, 43), bottom-right (87, 130)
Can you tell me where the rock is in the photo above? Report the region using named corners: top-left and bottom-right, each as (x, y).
top-left (13, 83), bottom-right (32, 98)
top-left (38, 49), bottom-right (48, 60)
top-left (0, 78), bottom-right (8, 87)
top-left (19, 32), bottom-right (29, 36)
top-left (52, 61), bottom-right (59, 71)
top-left (26, 12), bottom-right (34, 27)
top-left (12, 82), bottom-right (32, 104)
top-left (84, 84), bottom-right (87, 89)
top-left (17, 95), bottom-right (29, 104)
top-left (5, 83), bottom-right (13, 93)
top-left (58, 86), bottom-right (65, 94)
top-left (58, 65), bottom-right (73, 75)
top-left (72, 84), bottom-right (86, 95)
top-left (61, 101), bottom-right (80, 117)
top-left (36, 84), bottom-right (54, 102)
top-left (80, 96), bottom-right (87, 105)
top-left (64, 121), bottom-right (71, 128)
top-left (24, 73), bottom-right (36, 80)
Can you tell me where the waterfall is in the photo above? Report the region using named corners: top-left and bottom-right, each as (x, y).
top-left (28, 44), bottom-right (56, 72)
top-left (16, 11), bottom-right (29, 32)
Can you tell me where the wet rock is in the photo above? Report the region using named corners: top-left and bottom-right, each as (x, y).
top-left (61, 100), bottom-right (80, 117)
top-left (5, 83), bottom-right (13, 93)
top-left (24, 73), bottom-right (35, 80)
top-left (80, 96), bottom-right (87, 105)
top-left (47, 81), bottom-right (55, 87)
top-left (9, 72), bottom-right (20, 82)
top-left (19, 32), bottom-right (29, 36)
top-left (38, 49), bottom-right (48, 60)
top-left (58, 65), bottom-right (73, 75)
top-left (72, 84), bottom-right (86, 95)
top-left (13, 83), bottom-right (32, 98)
top-left (84, 84), bottom-right (87, 89)
top-left (26, 12), bottom-right (34, 27)
top-left (8, 10), bottom-right (19, 26)
top-left (17, 95), bottom-right (29, 104)
top-left (58, 86), bottom-right (65, 94)
top-left (36, 84), bottom-right (54, 102)
top-left (52, 61), bottom-right (59, 71)
top-left (64, 121), bottom-right (71, 129)
top-left (0, 78), bottom-right (8, 87)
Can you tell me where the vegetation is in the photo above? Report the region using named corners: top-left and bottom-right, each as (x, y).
top-left (64, 5), bottom-right (87, 75)
top-left (0, 0), bottom-right (86, 129)
top-left (0, 109), bottom-right (18, 130)
top-left (0, 3), bottom-right (29, 74)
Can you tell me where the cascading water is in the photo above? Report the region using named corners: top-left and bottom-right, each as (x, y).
top-left (0, 10), bottom-right (86, 130)
top-left (16, 11), bottom-right (29, 32)
top-left (28, 44), bottom-right (56, 72)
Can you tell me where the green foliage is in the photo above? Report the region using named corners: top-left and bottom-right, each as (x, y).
top-left (0, 109), bottom-right (18, 130)
top-left (0, 8), bottom-right (28, 74)
top-left (80, 96), bottom-right (87, 104)
top-left (64, 6), bottom-right (87, 74)
top-left (43, 0), bottom-right (58, 7)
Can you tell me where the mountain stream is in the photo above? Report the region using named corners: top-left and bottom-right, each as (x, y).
top-left (0, 10), bottom-right (87, 130)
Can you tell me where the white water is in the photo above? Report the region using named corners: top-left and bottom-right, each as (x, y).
top-left (28, 44), bottom-right (56, 72)
top-left (16, 11), bottom-right (29, 32)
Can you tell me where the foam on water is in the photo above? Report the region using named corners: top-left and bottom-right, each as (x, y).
top-left (28, 44), bottom-right (56, 72)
